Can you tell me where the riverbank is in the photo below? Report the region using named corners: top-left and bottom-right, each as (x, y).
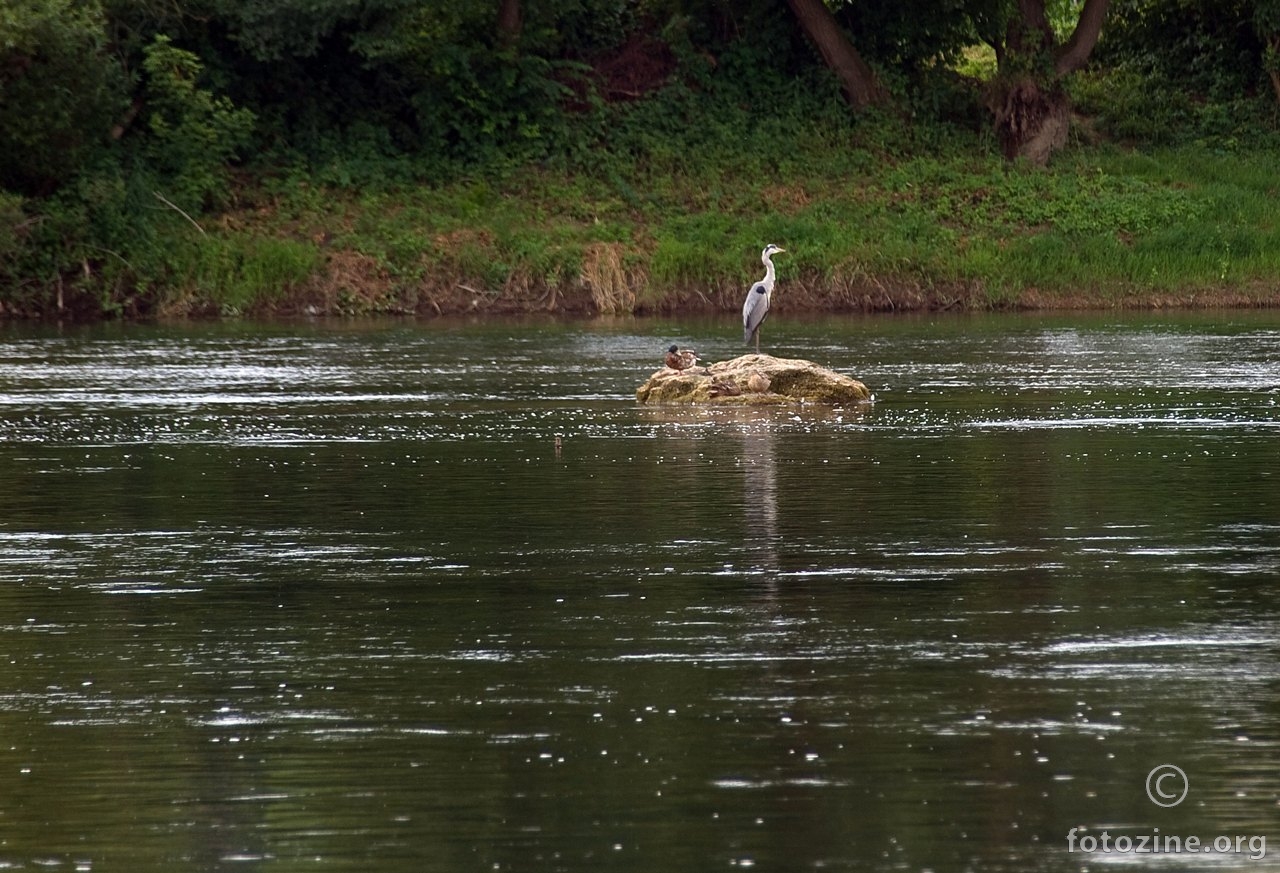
top-left (5, 140), bottom-right (1280, 321)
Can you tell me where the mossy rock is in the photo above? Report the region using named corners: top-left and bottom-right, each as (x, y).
top-left (636, 353), bottom-right (871, 406)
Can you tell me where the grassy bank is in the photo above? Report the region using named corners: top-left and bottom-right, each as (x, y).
top-left (131, 135), bottom-right (1280, 319)
top-left (10, 132), bottom-right (1280, 320)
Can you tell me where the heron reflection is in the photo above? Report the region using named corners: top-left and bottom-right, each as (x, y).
top-left (738, 420), bottom-right (779, 578)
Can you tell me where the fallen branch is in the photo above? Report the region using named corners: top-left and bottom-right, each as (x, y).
top-left (153, 191), bottom-right (206, 235)
top-left (84, 245), bottom-right (134, 270)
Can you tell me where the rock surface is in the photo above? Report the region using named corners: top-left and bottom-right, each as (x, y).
top-left (636, 354), bottom-right (871, 406)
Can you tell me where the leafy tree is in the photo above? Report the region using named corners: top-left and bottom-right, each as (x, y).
top-left (779, 0), bottom-right (1110, 163)
top-left (343, 2), bottom-right (606, 161)
top-left (0, 0), bottom-right (125, 195)
top-left (1090, 0), bottom-right (1276, 140)
top-left (193, 0), bottom-right (372, 61)
top-left (1099, 0), bottom-right (1260, 98)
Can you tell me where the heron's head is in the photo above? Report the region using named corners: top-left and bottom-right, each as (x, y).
top-left (667, 344), bottom-right (679, 354)
top-left (762, 243), bottom-right (786, 260)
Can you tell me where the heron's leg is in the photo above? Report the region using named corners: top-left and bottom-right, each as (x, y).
top-left (754, 331), bottom-right (760, 353)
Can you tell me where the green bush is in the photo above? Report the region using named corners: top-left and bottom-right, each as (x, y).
top-left (140, 36), bottom-right (256, 210)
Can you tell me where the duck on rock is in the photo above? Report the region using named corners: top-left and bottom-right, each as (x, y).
top-left (664, 345), bottom-right (700, 370)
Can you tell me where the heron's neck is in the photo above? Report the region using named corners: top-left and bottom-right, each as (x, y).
top-left (761, 255), bottom-right (776, 287)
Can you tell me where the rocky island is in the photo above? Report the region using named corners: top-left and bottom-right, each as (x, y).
top-left (636, 354), bottom-right (872, 406)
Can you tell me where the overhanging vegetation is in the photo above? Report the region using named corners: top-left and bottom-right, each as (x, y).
top-left (2, 0), bottom-right (1280, 318)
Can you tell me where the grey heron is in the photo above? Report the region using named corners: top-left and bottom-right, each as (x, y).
top-left (665, 345), bottom-right (699, 370)
top-left (742, 244), bottom-right (786, 352)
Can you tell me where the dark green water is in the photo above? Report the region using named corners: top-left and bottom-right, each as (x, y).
top-left (1, 313), bottom-right (1278, 872)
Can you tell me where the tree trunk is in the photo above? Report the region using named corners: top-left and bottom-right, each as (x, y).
top-left (785, 0), bottom-right (888, 110)
top-left (1007, 0), bottom-right (1052, 54)
top-left (988, 78), bottom-right (1070, 164)
top-left (1269, 36), bottom-right (1280, 104)
top-left (990, 0), bottom-right (1110, 165)
top-left (497, 0), bottom-right (522, 47)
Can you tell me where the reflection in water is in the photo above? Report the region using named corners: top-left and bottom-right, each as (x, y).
top-left (1, 314), bottom-right (1280, 873)
top-left (740, 419), bottom-right (779, 578)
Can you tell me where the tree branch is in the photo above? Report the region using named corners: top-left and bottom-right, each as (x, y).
top-left (1056, 0), bottom-right (1111, 75)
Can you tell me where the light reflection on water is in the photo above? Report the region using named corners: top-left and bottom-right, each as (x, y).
top-left (0, 312), bottom-right (1279, 871)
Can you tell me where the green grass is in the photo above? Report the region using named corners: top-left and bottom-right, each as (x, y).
top-left (157, 234), bottom-right (321, 315)
top-left (309, 137), bottom-right (1279, 311)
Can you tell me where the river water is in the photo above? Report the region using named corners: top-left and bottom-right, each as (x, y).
top-left (1, 312), bottom-right (1278, 872)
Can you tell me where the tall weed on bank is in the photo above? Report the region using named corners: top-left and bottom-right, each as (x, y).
top-left (155, 234), bottom-right (320, 314)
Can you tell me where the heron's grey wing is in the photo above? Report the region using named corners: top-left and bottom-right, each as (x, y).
top-left (743, 283), bottom-right (769, 343)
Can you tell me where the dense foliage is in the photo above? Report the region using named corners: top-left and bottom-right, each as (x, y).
top-left (1078, 0), bottom-right (1279, 142)
top-left (1, 0), bottom-right (1279, 317)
